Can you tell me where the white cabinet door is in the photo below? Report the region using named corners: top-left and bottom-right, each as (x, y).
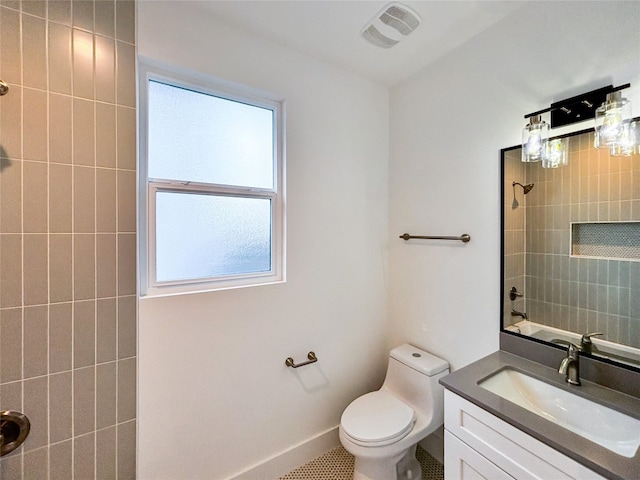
top-left (445, 431), bottom-right (514, 480)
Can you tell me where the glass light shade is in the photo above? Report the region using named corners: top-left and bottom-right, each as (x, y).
top-left (522, 115), bottom-right (549, 162)
top-left (610, 120), bottom-right (640, 157)
top-left (542, 137), bottom-right (569, 168)
top-left (594, 91), bottom-right (632, 149)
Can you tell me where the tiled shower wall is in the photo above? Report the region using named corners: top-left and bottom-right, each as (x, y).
top-left (524, 131), bottom-right (640, 348)
top-left (0, 1), bottom-right (136, 478)
top-left (503, 149), bottom-right (526, 327)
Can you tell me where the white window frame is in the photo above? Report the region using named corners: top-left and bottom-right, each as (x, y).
top-left (138, 60), bottom-right (285, 296)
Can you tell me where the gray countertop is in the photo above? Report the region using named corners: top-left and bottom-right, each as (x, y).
top-left (439, 350), bottom-right (640, 480)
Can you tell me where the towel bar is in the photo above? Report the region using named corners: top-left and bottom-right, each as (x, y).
top-left (285, 352), bottom-right (317, 368)
top-left (399, 233), bottom-right (471, 243)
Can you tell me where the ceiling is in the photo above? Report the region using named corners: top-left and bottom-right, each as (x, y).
top-left (192, 0), bottom-right (529, 86)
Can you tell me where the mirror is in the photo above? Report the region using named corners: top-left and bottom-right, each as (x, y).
top-left (501, 124), bottom-right (640, 371)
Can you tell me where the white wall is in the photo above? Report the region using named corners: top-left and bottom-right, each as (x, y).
top-left (137, 3), bottom-right (389, 479)
top-left (388, 1), bottom-right (640, 371)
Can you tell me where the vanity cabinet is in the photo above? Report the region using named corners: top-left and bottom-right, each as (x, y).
top-left (444, 390), bottom-right (606, 480)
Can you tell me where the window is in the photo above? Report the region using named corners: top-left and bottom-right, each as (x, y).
top-left (139, 63), bottom-right (285, 295)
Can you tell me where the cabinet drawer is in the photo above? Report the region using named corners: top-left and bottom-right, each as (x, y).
top-left (445, 430), bottom-right (514, 480)
top-left (444, 391), bottom-right (605, 480)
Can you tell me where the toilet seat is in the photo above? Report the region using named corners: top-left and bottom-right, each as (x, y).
top-left (340, 391), bottom-right (416, 446)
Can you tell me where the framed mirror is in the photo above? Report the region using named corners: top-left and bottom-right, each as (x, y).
top-left (501, 122), bottom-right (640, 372)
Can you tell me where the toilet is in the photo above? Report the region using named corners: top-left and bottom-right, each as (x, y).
top-left (339, 344), bottom-right (449, 480)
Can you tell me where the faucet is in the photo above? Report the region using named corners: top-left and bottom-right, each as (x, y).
top-left (558, 343), bottom-right (581, 386)
top-left (580, 332), bottom-right (603, 354)
top-left (510, 309), bottom-right (528, 320)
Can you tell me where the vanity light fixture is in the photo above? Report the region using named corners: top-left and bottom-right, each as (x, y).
top-left (522, 83), bottom-right (637, 164)
top-left (521, 115), bottom-right (548, 162)
top-left (594, 90), bottom-right (632, 149)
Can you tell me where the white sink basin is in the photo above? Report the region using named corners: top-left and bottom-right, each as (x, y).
top-left (479, 368), bottom-right (640, 458)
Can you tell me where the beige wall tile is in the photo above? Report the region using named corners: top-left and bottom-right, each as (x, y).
top-left (73, 300), bottom-right (96, 368)
top-left (95, 0), bottom-right (115, 38)
top-left (24, 234), bottom-right (48, 306)
top-left (96, 167), bottom-right (117, 232)
top-left (73, 233), bottom-right (96, 300)
top-left (23, 376), bottom-right (49, 451)
top-left (117, 233), bottom-right (136, 295)
top-left (23, 161), bottom-right (48, 233)
top-left (115, 0), bottom-right (135, 43)
top-left (0, 158), bottom-right (22, 233)
top-left (49, 23), bottom-right (72, 95)
top-left (96, 362), bottom-right (116, 428)
top-left (0, 234), bottom-right (23, 307)
top-left (0, 380), bottom-right (23, 412)
top-left (23, 88), bottom-right (48, 162)
top-left (72, 0), bottom-right (93, 31)
top-left (116, 105), bottom-right (136, 169)
top-left (49, 93), bottom-right (73, 164)
top-left (0, 84), bottom-right (22, 159)
top-left (116, 41), bottom-right (135, 107)
top-left (117, 420), bottom-right (136, 480)
top-left (117, 169), bottom-right (136, 232)
top-left (0, 307), bottom-right (22, 382)
top-left (97, 233), bottom-right (117, 297)
top-left (73, 98), bottom-right (95, 166)
top-left (96, 426), bottom-right (117, 480)
top-left (117, 356), bottom-right (136, 422)
top-left (97, 298), bottom-right (117, 363)
top-left (74, 165), bottom-right (96, 232)
top-left (49, 302), bottom-right (73, 373)
top-left (0, 6), bottom-right (21, 85)
top-left (49, 164), bottom-right (73, 233)
top-left (22, 14), bottom-right (47, 90)
top-left (49, 371), bottom-right (72, 443)
top-left (49, 440), bottom-right (73, 480)
top-left (118, 295), bottom-right (136, 358)
top-left (23, 305), bottom-right (48, 378)
top-left (73, 29), bottom-right (95, 99)
top-left (73, 366), bottom-right (95, 436)
top-left (49, 234), bottom-right (73, 303)
top-left (21, 1), bottom-right (46, 17)
top-left (48, 0), bottom-right (72, 26)
top-left (96, 102), bottom-right (117, 168)
top-left (95, 35), bottom-right (115, 103)
top-left (23, 447), bottom-right (49, 480)
top-left (0, 452), bottom-right (23, 480)
top-left (74, 433), bottom-right (96, 480)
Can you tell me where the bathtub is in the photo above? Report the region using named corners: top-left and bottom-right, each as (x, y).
top-left (506, 320), bottom-right (640, 369)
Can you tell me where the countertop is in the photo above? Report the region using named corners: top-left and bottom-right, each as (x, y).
top-left (440, 350), bottom-right (640, 480)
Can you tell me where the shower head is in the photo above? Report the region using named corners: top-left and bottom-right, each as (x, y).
top-left (513, 181), bottom-right (535, 195)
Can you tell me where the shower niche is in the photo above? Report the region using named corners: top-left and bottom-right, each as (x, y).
top-left (501, 125), bottom-right (640, 371)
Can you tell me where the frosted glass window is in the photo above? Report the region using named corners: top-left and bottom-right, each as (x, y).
top-left (155, 192), bottom-right (272, 282)
top-left (148, 80), bottom-right (274, 188)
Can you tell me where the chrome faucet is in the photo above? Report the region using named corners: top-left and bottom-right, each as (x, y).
top-left (580, 332), bottom-right (603, 354)
top-left (558, 343), bottom-right (581, 386)
top-left (510, 309), bottom-right (528, 320)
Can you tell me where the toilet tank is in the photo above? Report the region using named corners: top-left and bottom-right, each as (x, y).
top-left (382, 344), bottom-right (449, 420)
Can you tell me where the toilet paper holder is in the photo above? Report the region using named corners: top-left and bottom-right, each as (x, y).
top-left (285, 351), bottom-right (317, 368)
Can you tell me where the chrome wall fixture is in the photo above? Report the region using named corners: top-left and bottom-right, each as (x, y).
top-left (0, 80), bottom-right (9, 96)
top-left (399, 233), bottom-right (471, 243)
top-left (0, 410), bottom-right (30, 456)
top-left (285, 352), bottom-right (318, 368)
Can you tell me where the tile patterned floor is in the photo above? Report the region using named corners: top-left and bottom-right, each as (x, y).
top-left (279, 445), bottom-right (444, 480)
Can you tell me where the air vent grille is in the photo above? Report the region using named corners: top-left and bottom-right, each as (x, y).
top-left (361, 2), bottom-right (421, 48)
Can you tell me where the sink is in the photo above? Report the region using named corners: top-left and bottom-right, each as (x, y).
top-left (479, 368), bottom-right (640, 458)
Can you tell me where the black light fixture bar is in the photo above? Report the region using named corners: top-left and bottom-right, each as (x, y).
top-left (524, 83), bottom-right (631, 128)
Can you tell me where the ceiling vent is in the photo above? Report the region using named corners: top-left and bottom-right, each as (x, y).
top-left (361, 2), bottom-right (421, 49)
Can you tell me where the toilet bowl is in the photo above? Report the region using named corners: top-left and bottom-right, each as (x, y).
top-left (339, 344), bottom-right (449, 480)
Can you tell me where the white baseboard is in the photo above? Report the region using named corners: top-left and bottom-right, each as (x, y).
top-left (228, 426), bottom-right (340, 480)
top-left (418, 425), bottom-right (444, 464)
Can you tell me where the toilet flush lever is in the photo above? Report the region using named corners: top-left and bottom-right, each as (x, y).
top-left (285, 352), bottom-right (317, 368)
